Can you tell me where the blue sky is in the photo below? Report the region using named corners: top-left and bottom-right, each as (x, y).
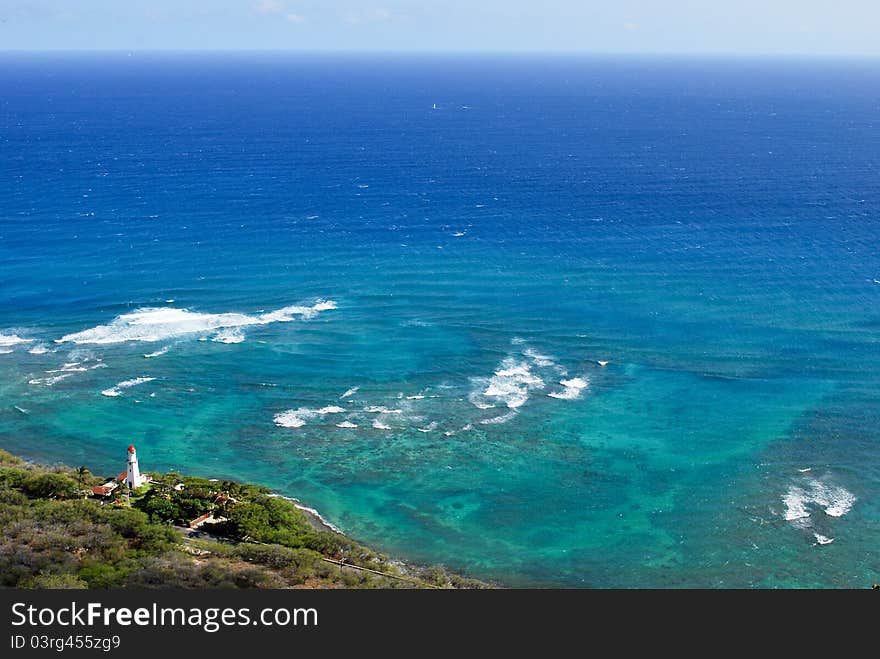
top-left (1, 1), bottom-right (878, 55)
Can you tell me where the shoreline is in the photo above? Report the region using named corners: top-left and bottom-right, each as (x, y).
top-left (0, 445), bottom-right (491, 589)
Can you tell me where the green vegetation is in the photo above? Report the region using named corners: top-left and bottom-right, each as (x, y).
top-left (0, 448), bottom-right (487, 589)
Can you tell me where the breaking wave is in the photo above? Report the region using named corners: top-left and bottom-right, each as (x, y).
top-left (0, 333), bottom-right (32, 348)
top-left (56, 300), bottom-right (338, 345)
top-left (101, 377), bottom-right (155, 397)
top-left (781, 474), bottom-right (856, 529)
top-left (274, 405), bottom-right (346, 429)
top-left (547, 377), bottom-right (590, 400)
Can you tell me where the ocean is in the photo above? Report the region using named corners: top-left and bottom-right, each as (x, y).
top-left (1, 53), bottom-right (878, 587)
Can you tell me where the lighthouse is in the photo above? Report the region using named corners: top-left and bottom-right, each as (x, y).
top-left (125, 444), bottom-right (144, 489)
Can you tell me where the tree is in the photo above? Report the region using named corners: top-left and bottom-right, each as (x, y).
top-left (76, 466), bottom-right (91, 487)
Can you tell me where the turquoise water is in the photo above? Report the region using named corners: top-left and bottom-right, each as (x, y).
top-left (1, 54), bottom-right (878, 586)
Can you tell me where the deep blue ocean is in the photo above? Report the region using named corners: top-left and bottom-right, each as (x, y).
top-left (1, 53), bottom-right (878, 587)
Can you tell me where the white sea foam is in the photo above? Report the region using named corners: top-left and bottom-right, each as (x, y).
top-left (473, 358), bottom-right (545, 411)
top-left (30, 358), bottom-right (105, 386)
top-left (0, 349), bottom-right (11, 355)
top-left (102, 376), bottom-right (155, 397)
top-left (47, 363), bottom-right (88, 373)
top-left (274, 405), bottom-right (346, 429)
top-left (547, 376), bottom-right (590, 400)
top-left (417, 422), bottom-right (438, 433)
top-left (781, 487), bottom-right (811, 522)
top-left (118, 377), bottom-right (154, 388)
top-left (523, 348), bottom-right (555, 368)
top-left (316, 406), bottom-right (345, 414)
top-left (364, 406), bottom-right (402, 414)
top-left (211, 328), bottom-right (245, 344)
top-left (467, 390), bottom-right (495, 409)
top-left (13, 405), bottom-right (30, 415)
top-left (814, 533), bottom-right (835, 545)
top-left (781, 475), bottom-right (856, 526)
top-left (28, 344), bottom-right (51, 355)
top-left (29, 373), bottom-right (73, 386)
top-left (144, 346), bottom-right (169, 358)
top-left (406, 394), bottom-right (426, 400)
top-left (480, 411), bottom-right (519, 425)
top-left (340, 386), bottom-right (359, 399)
top-left (274, 411), bottom-right (307, 428)
top-left (372, 419), bottom-right (392, 430)
top-left (0, 333), bottom-right (32, 347)
top-left (291, 503), bottom-right (342, 533)
top-left (336, 421), bottom-right (358, 428)
top-left (56, 299), bottom-right (338, 345)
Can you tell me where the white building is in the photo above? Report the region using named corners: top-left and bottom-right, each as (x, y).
top-left (118, 444), bottom-right (150, 489)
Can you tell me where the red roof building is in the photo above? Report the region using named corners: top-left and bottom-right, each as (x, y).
top-left (91, 482), bottom-right (118, 497)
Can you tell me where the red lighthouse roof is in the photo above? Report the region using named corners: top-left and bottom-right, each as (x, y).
top-left (128, 444), bottom-right (135, 453)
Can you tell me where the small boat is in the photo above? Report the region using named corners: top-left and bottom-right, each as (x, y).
top-left (597, 360), bottom-right (609, 367)
top-left (432, 103), bottom-right (438, 110)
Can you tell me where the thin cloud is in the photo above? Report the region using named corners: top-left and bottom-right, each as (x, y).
top-left (255, 0), bottom-right (284, 16)
top-left (341, 7), bottom-right (397, 25)
top-left (286, 13), bottom-right (306, 23)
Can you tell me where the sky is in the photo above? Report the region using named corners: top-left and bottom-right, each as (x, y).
top-left (0, 0), bottom-right (879, 56)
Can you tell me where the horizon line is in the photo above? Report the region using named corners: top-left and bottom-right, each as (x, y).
top-left (1, 48), bottom-right (879, 61)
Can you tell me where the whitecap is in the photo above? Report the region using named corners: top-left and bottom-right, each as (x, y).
top-left (211, 328), bottom-right (245, 344)
top-left (781, 487), bottom-right (811, 522)
top-left (781, 475), bottom-right (856, 527)
top-left (467, 389), bottom-right (495, 409)
top-left (364, 406), bottom-right (402, 414)
top-left (340, 386), bottom-right (359, 399)
top-left (480, 411), bottom-right (519, 425)
top-left (523, 347), bottom-right (556, 368)
top-left (28, 344), bottom-right (51, 355)
top-left (274, 410), bottom-right (307, 428)
top-left (473, 358), bottom-right (545, 411)
top-left (336, 421), bottom-right (358, 429)
top-left (144, 346), bottom-right (169, 358)
top-left (118, 376), bottom-right (155, 389)
top-left (29, 373), bottom-right (73, 386)
top-left (56, 299), bottom-right (337, 345)
top-left (547, 376), bottom-right (590, 400)
top-left (0, 333), bottom-right (32, 347)
top-left (0, 349), bottom-right (12, 355)
top-left (814, 533), bottom-right (835, 545)
top-left (372, 419), bottom-right (392, 430)
top-left (316, 405), bottom-right (345, 414)
top-left (274, 405), bottom-right (346, 429)
top-left (102, 376), bottom-right (155, 397)
top-left (417, 422), bottom-right (438, 433)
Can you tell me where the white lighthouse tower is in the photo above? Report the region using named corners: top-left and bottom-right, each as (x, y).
top-left (125, 444), bottom-right (144, 489)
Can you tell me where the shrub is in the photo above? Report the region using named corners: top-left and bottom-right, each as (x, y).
top-left (21, 473), bottom-right (80, 499)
